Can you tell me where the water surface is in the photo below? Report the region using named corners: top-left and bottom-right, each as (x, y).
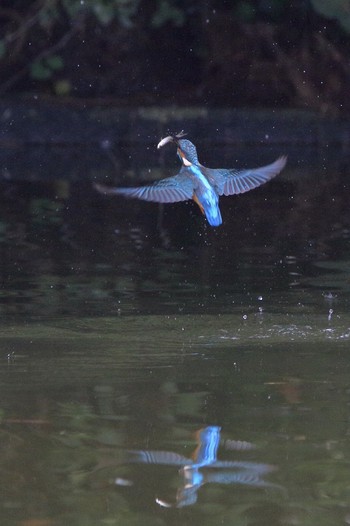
top-left (1, 142), bottom-right (350, 525)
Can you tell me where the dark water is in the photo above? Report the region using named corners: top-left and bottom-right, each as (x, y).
top-left (1, 141), bottom-right (350, 525)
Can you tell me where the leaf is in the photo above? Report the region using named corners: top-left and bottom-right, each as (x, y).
top-left (30, 55), bottom-right (64, 81)
top-left (152, 0), bottom-right (185, 28)
top-left (93, 3), bottom-right (116, 25)
top-left (45, 54), bottom-right (64, 71)
top-left (38, 5), bottom-right (60, 29)
top-left (30, 60), bottom-right (52, 80)
top-left (61, 0), bottom-right (83, 18)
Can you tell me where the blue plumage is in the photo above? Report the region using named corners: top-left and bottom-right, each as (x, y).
top-left (95, 136), bottom-right (287, 227)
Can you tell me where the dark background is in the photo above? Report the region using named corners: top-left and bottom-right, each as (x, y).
top-left (1, 0), bottom-right (350, 113)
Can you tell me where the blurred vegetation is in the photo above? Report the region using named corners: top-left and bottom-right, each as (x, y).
top-left (0, 1), bottom-right (350, 110)
top-left (311, 0), bottom-right (350, 32)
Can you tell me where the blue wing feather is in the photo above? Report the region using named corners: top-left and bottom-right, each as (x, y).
top-left (95, 170), bottom-right (194, 204)
top-left (205, 156), bottom-right (287, 196)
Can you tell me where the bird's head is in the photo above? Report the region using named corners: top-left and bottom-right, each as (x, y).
top-left (157, 131), bottom-right (199, 166)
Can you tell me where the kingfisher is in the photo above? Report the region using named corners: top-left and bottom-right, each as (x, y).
top-left (95, 132), bottom-right (286, 227)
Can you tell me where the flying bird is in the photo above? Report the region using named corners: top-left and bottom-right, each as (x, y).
top-left (95, 132), bottom-right (286, 227)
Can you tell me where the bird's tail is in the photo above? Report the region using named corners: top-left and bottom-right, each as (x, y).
top-left (205, 207), bottom-right (222, 227)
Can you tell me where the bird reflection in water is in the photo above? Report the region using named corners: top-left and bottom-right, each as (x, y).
top-left (116, 426), bottom-right (281, 508)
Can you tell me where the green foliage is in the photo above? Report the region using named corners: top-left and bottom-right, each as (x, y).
top-left (235, 1), bottom-right (256, 22)
top-left (151, 0), bottom-right (185, 27)
top-left (0, 0), bottom-right (349, 102)
top-left (105, 0), bottom-right (141, 28)
top-left (311, 0), bottom-right (350, 32)
top-left (30, 55), bottom-right (64, 80)
top-left (38, 3), bottom-right (60, 29)
top-left (60, 0), bottom-right (141, 27)
top-left (92, 1), bottom-right (118, 25)
top-left (35, 0), bottom-right (142, 33)
top-left (62, 0), bottom-right (85, 19)
top-left (30, 61), bottom-right (53, 80)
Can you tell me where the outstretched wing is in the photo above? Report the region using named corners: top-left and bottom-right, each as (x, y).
top-left (207, 156), bottom-right (287, 196)
top-left (95, 170), bottom-right (194, 204)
